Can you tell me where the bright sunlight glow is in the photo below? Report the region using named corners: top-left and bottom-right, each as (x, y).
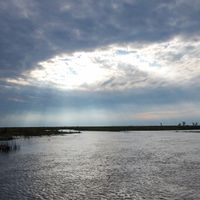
top-left (15, 36), bottom-right (200, 91)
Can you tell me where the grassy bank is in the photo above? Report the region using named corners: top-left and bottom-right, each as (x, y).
top-left (0, 125), bottom-right (200, 138)
top-left (0, 127), bottom-right (80, 139)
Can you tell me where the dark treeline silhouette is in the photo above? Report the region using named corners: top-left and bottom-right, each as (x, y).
top-left (178, 121), bottom-right (198, 126)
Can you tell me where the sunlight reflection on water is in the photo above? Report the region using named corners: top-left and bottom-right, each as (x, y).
top-left (0, 131), bottom-right (200, 199)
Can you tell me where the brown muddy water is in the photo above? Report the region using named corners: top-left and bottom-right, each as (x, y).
top-left (0, 131), bottom-right (200, 199)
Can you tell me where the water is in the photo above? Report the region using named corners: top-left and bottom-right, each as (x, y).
top-left (0, 131), bottom-right (200, 200)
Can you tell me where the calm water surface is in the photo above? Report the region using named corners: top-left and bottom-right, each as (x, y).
top-left (0, 131), bottom-right (200, 200)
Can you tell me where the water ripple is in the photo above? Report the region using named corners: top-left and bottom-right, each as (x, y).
top-left (0, 131), bottom-right (200, 199)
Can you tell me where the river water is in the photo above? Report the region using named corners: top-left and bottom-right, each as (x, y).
top-left (0, 131), bottom-right (200, 200)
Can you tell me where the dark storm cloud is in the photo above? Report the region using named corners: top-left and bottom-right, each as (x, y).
top-left (0, 0), bottom-right (200, 78)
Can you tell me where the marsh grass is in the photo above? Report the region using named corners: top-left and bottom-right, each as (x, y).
top-left (0, 141), bottom-right (20, 153)
top-left (0, 125), bottom-right (199, 139)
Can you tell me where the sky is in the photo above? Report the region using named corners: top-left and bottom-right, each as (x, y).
top-left (0, 0), bottom-right (200, 127)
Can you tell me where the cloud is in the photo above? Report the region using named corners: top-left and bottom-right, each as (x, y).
top-left (1, 93), bottom-right (200, 126)
top-left (3, 36), bottom-right (199, 92)
top-left (133, 103), bottom-right (200, 122)
top-left (1, 0), bottom-right (200, 80)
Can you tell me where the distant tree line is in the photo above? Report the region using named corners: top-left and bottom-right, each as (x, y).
top-left (177, 121), bottom-right (198, 126)
top-left (159, 122), bottom-right (199, 126)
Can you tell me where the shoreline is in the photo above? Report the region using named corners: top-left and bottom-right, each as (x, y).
top-left (0, 125), bottom-right (200, 138)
